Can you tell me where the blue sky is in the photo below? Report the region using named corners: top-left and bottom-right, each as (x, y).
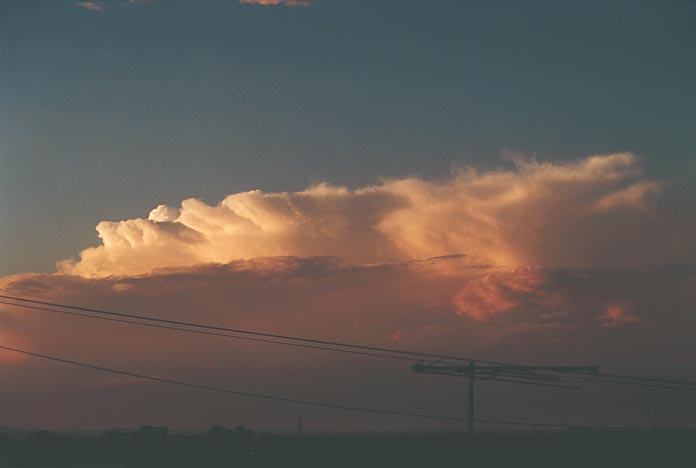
top-left (1, 0), bottom-right (695, 275)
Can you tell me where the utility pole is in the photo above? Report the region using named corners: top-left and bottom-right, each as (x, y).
top-left (468, 361), bottom-right (475, 434)
top-left (412, 361), bottom-right (598, 435)
top-left (297, 416), bottom-right (302, 437)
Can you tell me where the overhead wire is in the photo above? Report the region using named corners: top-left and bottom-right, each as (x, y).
top-left (3, 294), bottom-right (696, 389)
top-left (597, 372), bottom-right (696, 387)
top-left (559, 373), bottom-right (696, 391)
top-left (0, 344), bottom-right (575, 429)
top-left (0, 294), bottom-right (507, 365)
top-left (0, 301), bottom-right (418, 362)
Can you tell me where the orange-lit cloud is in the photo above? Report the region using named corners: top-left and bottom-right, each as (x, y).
top-left (2, 153), bottom-right (694, 429)
top-left (592, 181), bottom-right (661, 212)
top-left (453, 268), bottom-right (569, 321)
top-left (2, 256), bottom-right (695, 429)
top-left (3, 258), bottom-right (693, 363)
top-left (239, 0), bottom-right (312, 7)
top-left (58, 153), bottom-right (669, 278)
top-left (599, 303), bottom-right (640, 327)
top-left (74, 1), bottom-right (105, 12)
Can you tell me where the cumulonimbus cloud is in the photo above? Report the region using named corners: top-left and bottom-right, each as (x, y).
top-left (3, 195), bottom-right (695, 430)
top-left (1, 153), bottom-right (694, 430)
top-left (58, 153), bottom-right (670, 278)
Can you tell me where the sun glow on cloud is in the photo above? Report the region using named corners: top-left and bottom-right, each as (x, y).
top-left (2, 153), bottom-right (695, 428)
top-left (58, 153), bottom-right (664, 278)
top-left (599, 303), bottom-right (641, 327)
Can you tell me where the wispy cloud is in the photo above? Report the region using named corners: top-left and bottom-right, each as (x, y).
top-left (239, 0), bottom-right (313, 7)
top-left (74, 0), bottom-right (154, 13)
top-left (74, 1), bottom-right (105, 12)
top-left (592, 181), bottom-right (661, 212)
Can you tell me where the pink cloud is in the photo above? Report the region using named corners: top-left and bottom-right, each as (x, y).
top-left (1, 258), bottom-right (695, 429)
top-left (239, 0), bottom-right (312, 6)
top-left (1, 153), bottom-right (694, 430)
top-left (593, 181), bottom-right (661, 212)
top-left (453, 268), bottom-right (569, 321)
top-left (56, 154), bottom-right (670, 278)
top-left (599, 304), bottom-right (640, 327)
top-left (74, 1), bottom-right (105, 12)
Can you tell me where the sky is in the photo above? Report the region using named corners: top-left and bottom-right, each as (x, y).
top-left (0, 0), bottom-right (695, 432)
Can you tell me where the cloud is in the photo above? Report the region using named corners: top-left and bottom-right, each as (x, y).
top-left (239, 0), bottom-right (312, 6)
top-left (1, 258), bottom-right (695, 429)
top-left (57, 153), bottom-right (670, 278)
top-left (74, 1), bottom-right (105, 12)
top-left (2, 152), bottom-right (694, 430)
top-left (453, 268), bottom-right (569, 321)
top-left (599, 303), bottom-right (640, 327)
top-left (73, 0), bottom-right (154, 12)
top-left (450, 267), bottom-right (664, 324)
top-left (3, 259), bottom-right (695, 368)
top-left (592, 181), bottom-right (661, 212)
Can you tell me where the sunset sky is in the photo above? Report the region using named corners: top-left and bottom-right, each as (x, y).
top-left (1, 0), bottom-right (695, 432)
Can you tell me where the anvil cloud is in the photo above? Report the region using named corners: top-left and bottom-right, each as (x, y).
top-left (1, 153), bottom-right (694, 430)
top-left (59, 154), bottom-right (671, 278)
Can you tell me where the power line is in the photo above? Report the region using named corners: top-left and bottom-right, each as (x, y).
top-left (0, 294), bottom-right (506, 365)
top-left (3, 295), bottom-right (694, 390)
top-left (0, 301), bottom-right (418, 362)
top-left (0, 344), bottom-right (571, 429)
top-left (598, 372), bottom-right (696, 388)
top-left (0, 301), bottom-right (648, 391)
top-left (20, 296), bottom-right (685, 392)
top-left (560, 373), bottom-right (696, 391)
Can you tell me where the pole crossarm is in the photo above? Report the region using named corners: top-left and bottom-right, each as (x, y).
top-left (413, 362), bottom-right (598, 375)
top-left (411, 361), bottom-right (599, 434)
top-left (411, 361), bottom-right (598, 388)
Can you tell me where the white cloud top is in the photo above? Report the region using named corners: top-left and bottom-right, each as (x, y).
top-left (58, 153), bottom-right (666, 278)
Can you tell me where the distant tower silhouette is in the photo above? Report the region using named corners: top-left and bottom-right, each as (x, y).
top-left (297, 416), bottom-right (303, 437)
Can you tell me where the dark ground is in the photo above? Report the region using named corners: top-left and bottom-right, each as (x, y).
top-left (1, 425), bottom-right (693, 467)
